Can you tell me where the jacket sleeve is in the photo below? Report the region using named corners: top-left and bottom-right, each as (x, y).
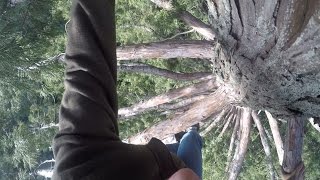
top-left (52, 0), bottom-right (184, 179)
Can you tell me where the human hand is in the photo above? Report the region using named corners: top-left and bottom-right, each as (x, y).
top-left (168, 168), bottom-right (200, 180)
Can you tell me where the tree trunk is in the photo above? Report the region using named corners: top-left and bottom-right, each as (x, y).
top-left (117, 40), bottom-right (215, 60)
top-left (206, 0), bottom-right (320, 118)
top-left (282, 116), bottom-right (305, 180)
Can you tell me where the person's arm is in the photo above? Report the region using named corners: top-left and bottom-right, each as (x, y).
top-left (52, 0), bottom-right (184, 179)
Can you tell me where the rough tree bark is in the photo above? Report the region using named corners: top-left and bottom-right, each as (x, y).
top-left (206, 0), bottom-right (320, 118)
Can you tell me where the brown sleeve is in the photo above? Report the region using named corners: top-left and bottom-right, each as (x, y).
top-left (52, 0), bottom-right (182, 179)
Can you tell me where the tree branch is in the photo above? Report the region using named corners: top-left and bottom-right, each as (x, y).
top-left (225, 108), bottom-right (241, 172)
top-left (228, 107), bottom-right (252, 180)
top-left (118, 77), bottom-right (217, 120)
top-left (252, 111), bottom-right (276, 180)
top-left (128, 87), bottom-right (230, 144)
top-left (151, 0), bottom-right (216, 40)
top-left (27, 40), bottom-right (214, 72)
top-left (215, 107), bottom-right (234, 134)
top-left (157, 94), bottom-right (207, 111)
top-left (163, 29), bottom-right (195, 41)
top-left (177, 11), bottom-right (216, 40)
top-left (137, 94), bottom-right (208, 119)
top-left (265, 110), bottom-right (284, 165)
top-left (118, 63), bottom-right (211, 81)
top-left (218, 107), bottom-right (236, 138)
top-left (200, 107), bottom-right (231, 136)
top-left (117, 40), bottom-right (215, 60)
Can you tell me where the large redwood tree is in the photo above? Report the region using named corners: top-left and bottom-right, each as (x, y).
top-left (50, 1), bottom-right (319, 179)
